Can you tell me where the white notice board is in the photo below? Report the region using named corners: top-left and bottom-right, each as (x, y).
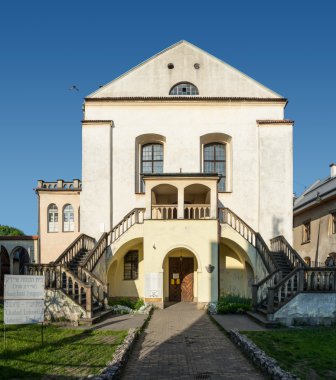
top-left (4, 300), bottom-right (45, 325)
top-left (4, 275), bottom-right (45, 325)
top-left (145, 272), bottom-right (163, 299)
top-left (4, 275), bottom-right (44, 300)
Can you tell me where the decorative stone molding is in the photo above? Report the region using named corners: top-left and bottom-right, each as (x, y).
top-left (229, 329), bottom-right (298, 380)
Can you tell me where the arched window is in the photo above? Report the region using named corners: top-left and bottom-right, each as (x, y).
top-left (204, 143), bottom-right (226, 192)
top-left (63, 204), bottom-right (74, 232)
top-left (169, 82), bottom-right (199, 95)
top-left (141, 143), bottom-right (163, 192)
top-left (48, 204), bottom-right (58, 232)
top-left (124, 251), bottom-right (139, 280)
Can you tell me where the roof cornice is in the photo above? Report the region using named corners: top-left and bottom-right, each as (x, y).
top-left (85, 96), bottom-right (287, 104)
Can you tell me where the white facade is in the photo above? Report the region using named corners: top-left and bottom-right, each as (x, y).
top-left (81, 41), bottom-right (293, 245)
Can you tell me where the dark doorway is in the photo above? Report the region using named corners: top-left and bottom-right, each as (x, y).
top-left (0, 246), bottom-right (10, 297)
top-left (169, 257), bottom-right (194, 302)
top-left (12, 247), bottom-right (29, 275)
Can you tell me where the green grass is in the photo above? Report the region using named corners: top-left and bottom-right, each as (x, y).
top-left (0, 304), bottom-right (127, 379)
top-left (245, 328), bottom-right (336, 379)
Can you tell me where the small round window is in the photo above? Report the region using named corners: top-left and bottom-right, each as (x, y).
top-left (169, 82), bottom-right (199, 96)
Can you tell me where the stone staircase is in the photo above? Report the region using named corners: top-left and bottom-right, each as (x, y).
top-left (219, 208), bottom-right (329, 326)
top-left (27, 208), bottom-right (145, 324)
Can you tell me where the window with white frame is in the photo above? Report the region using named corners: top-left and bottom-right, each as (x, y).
top-left (169, 82), bottom-right (199, 95)
top-left (204, 143), bottom-right (226, 191)
top-left (63, 204), bottom-right (74, 232)
top-left (48, 204), bottom-right (58, 232)
top-left (140, 143), bottom-right (163, 192)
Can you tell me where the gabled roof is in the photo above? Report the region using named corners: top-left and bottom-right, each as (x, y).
top-left (294, 176), bottom-right (336, 213)
top-left (87, 40), bottom-right (283, 99)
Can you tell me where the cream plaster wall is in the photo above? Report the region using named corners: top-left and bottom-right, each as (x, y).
top-left (107, 241), bottom-right (143, 298)
top-left (82, 102), bottom-right (290, 244)
top-left (220, 224), bottom-right (269, 282)
top-left (106, 219), bottom-right (218, 304)
top-left (89, 41), bottom-right (281, 98)
top-left (259, 124), bottom-right (293, 244)
top-left (39, 191), bottom-right (80, 263)
top-left (219, 244), bottom-right (254, 298)
top-left (81, 122), bottom-right (112, 238)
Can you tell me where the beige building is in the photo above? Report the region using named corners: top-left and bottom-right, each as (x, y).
top-left (293, 163), bottom-right (336, 266)
top-left (33, 41), bottom-right (298, 314)
top-left (36, 179), bottom-right (81, 263)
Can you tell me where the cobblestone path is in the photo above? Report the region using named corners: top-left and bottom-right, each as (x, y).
top-left (121, 302), bottom-right (264, 379)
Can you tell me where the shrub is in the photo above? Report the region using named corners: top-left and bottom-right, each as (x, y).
top-left (217, 295), bottom-right (252, 314)
top-left (108, 297), bottom-right (144, 310)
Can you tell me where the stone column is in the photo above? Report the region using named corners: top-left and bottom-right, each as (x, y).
top-left (177, 185), bottom-right (184, 219)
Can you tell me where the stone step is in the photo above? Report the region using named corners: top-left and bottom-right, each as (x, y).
top-left (79, 309), bottom-right (115, 326)
top-left (246, 311), bottom-right (280, 328)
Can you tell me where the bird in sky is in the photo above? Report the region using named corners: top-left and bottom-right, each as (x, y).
top-left (69, 85), bottom-right (79, 91)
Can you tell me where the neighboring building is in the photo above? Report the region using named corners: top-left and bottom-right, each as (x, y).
top-left (0, 235), bottom-right (38, 297)
top-left (36, 179), bottom-right (81, 263)
top-left (293, 163), bottom-right (336, 266)
top-left (35, 40), bottom-right (294, 309)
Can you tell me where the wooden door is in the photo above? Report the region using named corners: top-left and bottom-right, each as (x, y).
top-left (169, 258), bottom-right (181, 301)
top-left (169, 257), bottom-right (194, 302)
top-left (181, 258), bottom-right (194, 302)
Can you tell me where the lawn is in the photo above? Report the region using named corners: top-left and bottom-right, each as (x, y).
top-left (245, 328), bottom-right (336, 379)
top-left (0, 304), bottom-right (127, 379)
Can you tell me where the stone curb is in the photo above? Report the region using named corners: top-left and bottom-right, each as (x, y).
top-left (85, 306), bottom-right (153, 380)
top-left (229, 329), bottom-right (298, 380)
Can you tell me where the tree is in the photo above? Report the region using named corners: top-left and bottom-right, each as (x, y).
top-left (0, 225), bottom-right (25, 236)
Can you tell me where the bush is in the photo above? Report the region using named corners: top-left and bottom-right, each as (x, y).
top-left (0, 225), bottom-right (25, 236)
top-left (217, 295), bottom-right (252, 314)
top-left (108, 297), bottom-right (144, 310)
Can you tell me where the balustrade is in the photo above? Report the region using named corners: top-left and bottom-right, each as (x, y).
top-left (270, 236), bottom-right (307, 268)
top-left (109, 208), bottom-right (145, 243)
top-left (151, 205), bottom-right (178, 220)
top-left (184, 204), bottom-right (210, 219)
top-left (55, 234), bottom-right (95, 266)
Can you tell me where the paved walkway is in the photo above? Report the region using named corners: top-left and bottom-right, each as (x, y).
top-left (121, 303), bottom-right (264, 379)
top-left (212, 314), bottom-right (266, 332)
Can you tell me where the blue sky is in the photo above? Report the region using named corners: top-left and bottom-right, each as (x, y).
top-left (1, 1), bottom-right (336, 235)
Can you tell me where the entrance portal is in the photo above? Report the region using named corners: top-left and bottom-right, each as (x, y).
top-left (169, 257), bottom-right (194, 302)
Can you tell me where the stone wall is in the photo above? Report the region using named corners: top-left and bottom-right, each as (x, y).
top-left (44, 289), bottom-right (86, 322)
top-left (273, 293), bottom-right (336, 326)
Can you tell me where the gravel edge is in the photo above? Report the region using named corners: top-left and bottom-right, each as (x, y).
top-left (229, 328), bottom-right (298, 380)
top-left (85, 306), bottom-right (153, 380)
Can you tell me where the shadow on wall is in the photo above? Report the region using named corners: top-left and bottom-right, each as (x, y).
top-left (272, 216), bottom-right (283, 238)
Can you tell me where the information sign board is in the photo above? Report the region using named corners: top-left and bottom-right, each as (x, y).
top-left (4, 275), bottom-right (45, 326)
top-left (4, 300), bottom-right (44, 325)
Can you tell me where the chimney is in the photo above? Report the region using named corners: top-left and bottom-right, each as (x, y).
top-left (330, 163), bottom-right (336, 178)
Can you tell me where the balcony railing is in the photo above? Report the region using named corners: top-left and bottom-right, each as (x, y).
top-left (151, 204), bottom-right (211, 220)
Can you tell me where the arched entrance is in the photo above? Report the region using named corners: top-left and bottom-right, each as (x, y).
top-left (11, 246), bottom-right (30, 275)
top-left (219, 238), bottom-right (255, 298)
top-left (0, 246), bottom-right (10, 297)
top-left (163, 248), bottom-right (198, 303)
